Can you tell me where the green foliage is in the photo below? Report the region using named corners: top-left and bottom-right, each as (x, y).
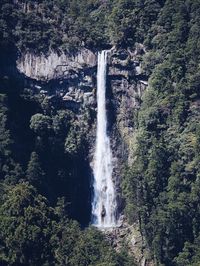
top-left (122, 0), bottom-right (200, 265)
top-left (0, 0), bottom-right (164, 53)
top-left (1, 0), bottom-right (111, 53)
top-left (26, 151), bottom-right (45, 186)
top-left (0, 94), bottom-right (12, 158)
top-left (70, 227), bottom-right (117, 266)
top-left (108, 0), bottom-right (162, 47)
top-left (0, 183), bottom-right (124, 266)
top-left (30, 113), bottom-right (52, 136)
top-left (0, 182), bottom-right (55, 265)
top-left (65, 125), bottom-right (82, 156)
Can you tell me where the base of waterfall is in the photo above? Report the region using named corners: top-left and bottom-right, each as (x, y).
top-left (91, 215), bottom-right (122, 230)
top-left (93, 217), bottom-right (153, 266)
top-left (92, 223), bottom-right (121, 230)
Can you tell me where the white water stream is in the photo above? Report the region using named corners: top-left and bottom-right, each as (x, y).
top-left (92, 51), bottom-right (117, 228)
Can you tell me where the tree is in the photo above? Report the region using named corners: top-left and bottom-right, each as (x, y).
top-left (0, 182), bottom-right (56, 265)
top-left (30, 114), bottom-right (52, 136)
top-left (26, 151), bottom-right (45, 187)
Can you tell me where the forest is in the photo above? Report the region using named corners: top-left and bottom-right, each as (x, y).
top-left (1, 0), bottom-right (200, 265)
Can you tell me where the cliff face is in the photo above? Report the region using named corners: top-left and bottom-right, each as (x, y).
top-left (17, 49), bottom-right (97, 81)
top-left (16, 47), bottom-right (148, 263)
top-left (17, 45), bottom-right (148, 210)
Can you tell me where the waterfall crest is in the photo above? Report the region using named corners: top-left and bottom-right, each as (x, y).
top-left (92, 51), bottom-right (117, 228)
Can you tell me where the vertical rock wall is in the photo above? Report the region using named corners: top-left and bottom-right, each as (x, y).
top-left (17, 45), bottom-right (148, 213)
top-left (16, 46), bottom-right (149, 264)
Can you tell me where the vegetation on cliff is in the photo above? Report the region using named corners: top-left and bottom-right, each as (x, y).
top-left (0, 66), bottom-right (135, 265)
top-left (0, 0), bottom-right (163, 53)
top-left (123, 0), bottom-right (200, 265)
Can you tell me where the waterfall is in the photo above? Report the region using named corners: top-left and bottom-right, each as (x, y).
top-left (92, 50), bottom-right (118, 228)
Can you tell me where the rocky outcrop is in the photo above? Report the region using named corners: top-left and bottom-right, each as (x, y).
top-left (16, 45), bottom-right (147, 113)
top-left (17, 49), bottom-right (96, 80)
top-left (102, 218), bottom-right (154, 266)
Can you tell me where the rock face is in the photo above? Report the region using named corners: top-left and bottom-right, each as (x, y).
top-left (17, 49), bottom-right (96, 80)
top-left (16, 45), bottom-right (147, 114)
top-left (102, 218), bottom-right (154, 266)
top-left (17, 45), bottom-right (149, 265)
